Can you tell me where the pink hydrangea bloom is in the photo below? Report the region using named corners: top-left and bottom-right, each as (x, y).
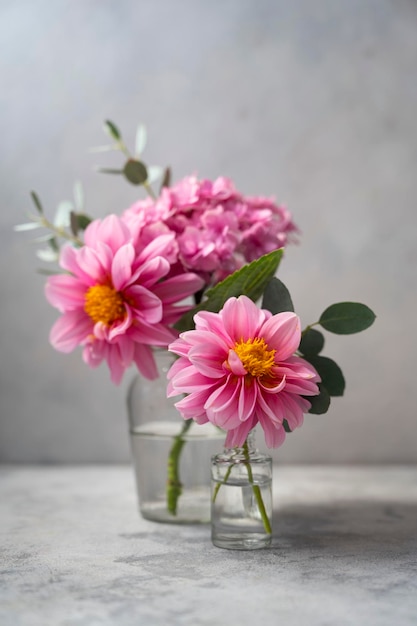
top-left (123, 175), bottom-right (298, 286)
top-left (45, 215), bottom-right (203, 384)
top-left (167, 295), bottom-right (320, 448)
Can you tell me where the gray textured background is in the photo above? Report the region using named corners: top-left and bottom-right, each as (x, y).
top-left (1, 0), bottom-right (416, 463)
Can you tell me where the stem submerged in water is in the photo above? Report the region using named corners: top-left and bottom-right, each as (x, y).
top-left (242, 440), bottom-right (272, 535)
top-left (166, 419), bottom-right (192, 515)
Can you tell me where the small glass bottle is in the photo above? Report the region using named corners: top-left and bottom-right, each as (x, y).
top-left (211, 429), bottom-right (272, 550)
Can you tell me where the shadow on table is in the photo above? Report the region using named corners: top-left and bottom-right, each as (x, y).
top-left (271, 499), bottom-right (417, 555)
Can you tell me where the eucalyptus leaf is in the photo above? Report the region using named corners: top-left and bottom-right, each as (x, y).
top-left (175, 249), bottom-right (283, 331)
top-left (161, 167), bottom-right (171, 190)
top-left (73, 181), bottom-right (84, 211)
top-left (88, 145), bottom-right (115, 153)
top-left (32, 233), bottom-right (56, 243)
top-left (262, 277), bottom-right (294, 314)
top-left (123, 159), bottom-right (148, 185)
top-left (96, 167), bottom-right (123, 175)
top-left (54, 201), bottom-right (73, 228)
top-left (307, 384), bottom-right (331, 414)
top-left (304, 355), bottom-right (345, 396)
top-left (14, 222), bottom-right (42, 231)
top-left (135, 124), bottom-right (147, 155)
top-left (70, 211), bottom-right (91, 237)
top-left (299, 328), bottom-right (325, 356)
top-left (75, 213), bottom-right (92, 231)
top-left (147, 165), bottom-right (164, 184)
top-left (319, 302), bottom-right (376, 334)
top-left (36, 247), bottom-right (59, 262)
top-left (70, 211), bottom-right (79, 236)
top-left (104, 120), bottom-right (121, 141)
top-left (30, 191), bottom-right (44, 215)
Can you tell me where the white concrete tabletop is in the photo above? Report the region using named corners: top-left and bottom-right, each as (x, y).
top-left (1, 465), bottom-right (416, 626)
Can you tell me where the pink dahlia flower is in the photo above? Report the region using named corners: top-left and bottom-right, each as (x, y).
top-left (45, 215), bottom-right (203, 384)
top-left (123, 175), bottom-right (299, 286)
top-left (167, 295), bottom-right (320, 448)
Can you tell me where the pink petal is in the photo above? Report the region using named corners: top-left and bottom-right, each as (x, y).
top-left (221, 296), bottom-right (266, 342)
top-left (107, 305), bottom-right (133, 341)
top-left (85, 214), bottom-right (131, 253)
top-left (224, 417), bottom-right (257, 448)
top-left (106, 344), bottom-right (126, 385)
top-left (49, 310), bottom-right (92, 353)
top-left (131, 256), bottom-right (170, 287)
top-left (237, 378), bottom-right (258, 421)
top-left (257, 412), bottom-right (286, 448)
top-left (133, 343), bottom-right (158, 380)
top-left (227, 349), bottom-right (247, 376)
top-left (169, 364), bottom-right (213, 394)
top-left (129, 322), bottom-right (175, 346)
top-left (59, 245), bottom-right (95, 285)
top-left (261, 312), bottom-right (301, 360)
top-left (136, 233), bottom-right (176, 264)
top-left (75, 245), bottom-right (109, 284)
top-left (126, 285), bottom-right (163, 324)
top-left (174, 389), bottom-right (213, 420)
top-left (111, 243), bottom-right (135, 291)
top-left (153, 273), bottom-right (204, 304)
top-left (45, 275), bottom-right (86, 312)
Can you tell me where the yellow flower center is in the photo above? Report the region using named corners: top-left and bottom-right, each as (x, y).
top-left (84, 284), bottom-right (126, 326)
top-left (233, 337), bottom-right (276, 378)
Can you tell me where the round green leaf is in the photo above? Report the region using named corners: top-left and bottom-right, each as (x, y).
top-left (306, 384), bottom-right (331, 414)
top-left (299, 329), bottom-right (325, 356)
top-left (123, 159), bottom-right (148, 185)
top-left (319, 302), bottom-right (376, 334)
top-left (305, 356), bottom-right (345, 397)
top-left (262, 277), bottom-right (294, 314)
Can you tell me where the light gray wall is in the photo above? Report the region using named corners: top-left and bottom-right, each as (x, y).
top-left (1, 0), bottom-right (416, 463)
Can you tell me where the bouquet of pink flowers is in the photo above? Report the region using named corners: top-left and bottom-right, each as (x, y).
top-left (17, 121), bottom-right (375, 532)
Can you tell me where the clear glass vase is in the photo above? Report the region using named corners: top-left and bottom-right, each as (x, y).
top-left (211, 429), bottom-right (272, 549)
top-left (127, 350), bottom-right (225, 523)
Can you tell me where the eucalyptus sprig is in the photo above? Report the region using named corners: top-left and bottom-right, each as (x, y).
top-left (94, 120), bottom-right (170, 200)
top-left (15, 187), bottom-right (92, 267)
top-left (262, 277), bottom-right (376, 420)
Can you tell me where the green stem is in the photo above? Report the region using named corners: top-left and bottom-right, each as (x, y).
top-left (37, 215), bottom-right (84, 247)
top-left (301, 321), bottom-right (320, 337)
top-left (166, 419), bottom-right (192, 515)
top-left (212, 464), bottom-right (232, 503)
top-left (242, 440), bottom-right (272, 535)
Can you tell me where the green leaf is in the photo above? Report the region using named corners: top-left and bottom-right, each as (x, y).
top-left (89, 145), bottom-right (115, 153)
top-left (261, 277), bottom-right (294, 314)
top-left (30, 191), bottom-right (44, 215)
top-left (299, 328), bottom-right (325, 356)
top-left (70, 212), bottom-right (92, 237)
top-left (307, 384), bottom-right (331, 414)
top-left (73, 181), bottom-right (84, 211)
top-left (175, 249), bottom-right (283, 331)
top-left (54, 201), bottom-right (73, 228)
top-left (96, 167), bottom-right (123, 175)
top-left (160, 166), bottom-right (171, 190)
top-left (75, 213), bottom-right (92, 231)
top-left (135, 124), bottom-right (147, 155)
top-left (319, 302), bottom-right (376, 334)
top-left (304, 355), bottom-right (345, 396)
top-left (123, 159), bottom-right (148, 185)
top-left (283, 419), bottom-right (292, 433)
top-left (147, 165), bottom-right (164, 184)
top-left (14, 222), bottom-right (42, 232)
top-left (103, 120), bottom-right (121, 141)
